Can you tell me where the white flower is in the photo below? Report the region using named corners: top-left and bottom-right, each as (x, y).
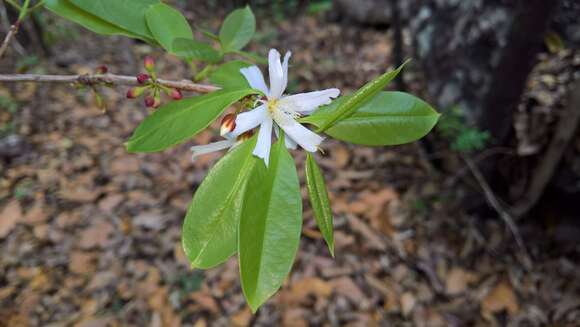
top-left (226, 49), bottom-right (340, 166)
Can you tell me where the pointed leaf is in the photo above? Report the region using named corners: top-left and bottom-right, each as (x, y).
top-left (182, 136), bottom-right (258, 269)
top-left (316, 60), bottom-right (409, 132)
top-left (239, 137), bottom-right (302, 312)
top-left (126, 89), bottom-right (257, 153)
top-left (172, 38), bottom-right (222, 63)
top-left (209, 61), bottom-right (253, 90)
top-left (219, 6), bottom-right (255, 52)
top-left (145, 3), bottom-right (193, 53)
top-left (45, 0), bottom-right (143, 39)
top-left (69, 0), bottom-right (159, 40)
top-left (302, 91), bottom-right (440, 146)
top-left (305, 153), bottom-right (334, 256)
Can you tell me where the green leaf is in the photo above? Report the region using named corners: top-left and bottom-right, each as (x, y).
top-left (208, 61), bottom-right (253, 90)
top-left (305, 153), bottom-right (334, 256)
top-left (126, 89), bottom-right (257, 153)
top-left (182, 136), bottom-right (259, 269)
top-left (172, 38), bottom-right (222, 63)
top-left (232, 50), bottom-right (268, 64)
top-left (239, 136), bottom-right (302, 312)
top-left (145, 3), bottom-right (193, 53)
top-left (44, 0), bottom-right (142, 39)
top-left (219, 6), bottom-right (256, 52)
top-left (316, 60), bottom-right (409, 132)
top-left (302, 91), bottom-right (440, 146)
top-left (69, 0), bottom-right (159, 40)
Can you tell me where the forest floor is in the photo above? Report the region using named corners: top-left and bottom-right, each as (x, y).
top-left (1, 4), bottom-right (580, 327)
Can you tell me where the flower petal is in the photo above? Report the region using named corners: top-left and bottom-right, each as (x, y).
top-left (281, 51), bottom-right (291, 96)
top-left (268, 49), bottom-right (285, 99)
top-left (230, 105), bottom-right (267, 137)
top-left (279, 88), bottom-right (340, 115)
top-left (279, 119), bottom-right (324, 152)
top-left (253, 117), bottom-right (273, 166)
top-left (191, 140), bottom-right (235, 161)
top-left (240, 66), bottom-right (269, 95)
top-left (274, 125), bottom-right (298, 150)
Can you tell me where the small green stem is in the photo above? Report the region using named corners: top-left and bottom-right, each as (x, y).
top-left (5, 0), bottom-right (21, 11)
top-left (193, 64), bottom-right (214, 82)
top-left (18, 0), bottom-right (31, 20)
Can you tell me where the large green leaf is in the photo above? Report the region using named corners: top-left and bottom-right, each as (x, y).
top-left (44, 0), bottom-right (142, 39)
top-left (126, 89), bottom-right (257, 153)
top-left (173, 38), bottom-right (222, 63)
top-left (316, 60), bottom-right (409, 132)
top-left (219, 6), bottom-right (255, 52)
top-left (145, 3), bottom-right (193, 53)
top-left (209, 61), bottom-right (253, 90)
top-left (69, 0), bottom-right (158, 40)
top-left (182, 136), bottom-right (258, 269)
top-left (302, 91), bottom-right (440, 146)
top-left (305, 153), bottom-right (334, 256)
top-left (239, 136), bottom-right (302, 312)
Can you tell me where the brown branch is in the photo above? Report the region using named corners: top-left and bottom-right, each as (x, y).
top-left (462, 154), bottom-right (532, 268)
top-left (0, 73), bottom-right (220, 93)
top-left (0, 20), bottom-right (20, 59)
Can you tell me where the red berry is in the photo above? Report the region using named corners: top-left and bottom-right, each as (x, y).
top-left (144, 96), bottom-right (155, 107)
top-left (96, 65), bottom-right (108, 74)
top-left (137, 73), bottom-right (150, 84)
top-left (170, 89), bottom-right (183, 100)
top-left (144, 56), bottom-right (155, 71)
top-left (127, 88), bottom-right (138, 99)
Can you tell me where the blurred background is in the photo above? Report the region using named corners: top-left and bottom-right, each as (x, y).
top-left (1, 0), bottom-right (580, 326)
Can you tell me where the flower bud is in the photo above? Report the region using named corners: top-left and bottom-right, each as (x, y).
top-left (144, 95), bottom-right (155, 107)
top-left (144, 56), bottom-right (155, 72)
top-left (127, 86), bottom-right (145, 99)
top-left (137, 73), bottom-right (150, 84)
top-left (96, 65), bottom-right (108, 74)
top-left (170, 89), bottom-right (183, 100)
top-left (237, 130), bottom-right (254, 141)
top-left (220, 113), bottom-right (237, 136)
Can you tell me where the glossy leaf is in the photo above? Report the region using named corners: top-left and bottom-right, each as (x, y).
top-left (182, 136), bottom-right (258, 269)
top-left (219, 6), bottom-right (255, 52)
top-left (173, 38), bottom-right (222, 63)
top-left (126, 89), bottom-right (257, 153)
top-left (316, 60), bottom-right (409, 132)
top-left (305, 153), bottom-right (334, 256)
top-left (145, 3), bottom-right (193, 53)
top-left (302, 91), bottom-right (440, 146)
top-left (45, 0), bottom-right (142, 39)
top-left (69, 0), bottom-right (158, 40)
top-left (209, 61), bottom-right (253, 90)
top-left (239, 136), bottom-right (302, 312)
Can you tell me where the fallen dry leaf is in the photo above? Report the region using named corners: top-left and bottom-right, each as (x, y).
top-left (0, 200), bottom-right (22, 238)
top-left (445, 267), bottom-right (478, 295)
top-left (481, 280), bottom-right (520, 318)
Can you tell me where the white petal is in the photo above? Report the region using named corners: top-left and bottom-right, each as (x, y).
top-left (240, 66), bottom-right (269, 95)
top-left (230, 105), bottom-right (267, 137)
top-left (268, 49), bottom-right (285, 99)
top-left (279, 88), bottom-right (340, 115)
top-left (281, 51), bottom-right (291, 96)
top-left (190, 140), bottom-right (235, 161)
top-left (253, 117), bottom-right (273, 166)
top-left (279, 119), bottom-right (324, 152)
top-left (274, 125), bottom-right (298, 150)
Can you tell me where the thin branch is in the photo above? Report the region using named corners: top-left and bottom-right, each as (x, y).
top-left (0, 20), bottom-right (20, 59)
top-left (0, 73), bottom-right (220, 93)
top-left (461, 154), bottom-right (532, 267)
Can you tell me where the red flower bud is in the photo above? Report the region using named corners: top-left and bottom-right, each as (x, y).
top-left (220, 113), bottom-right (237, 136)
top-left (126, 86), bottom-right (146, 99)
top-left (170, 89), bottom-right (183, 100)
top-left (137, 73), bottom-right (150, 84)
top-left (144, 56), bottom-right (155, 72)
top-left (96, 65), bottom-right (108, 74)
top-left (237, 130), bottom-right (254, 141)
top-left (144, 95), bottom-right (155, 107)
